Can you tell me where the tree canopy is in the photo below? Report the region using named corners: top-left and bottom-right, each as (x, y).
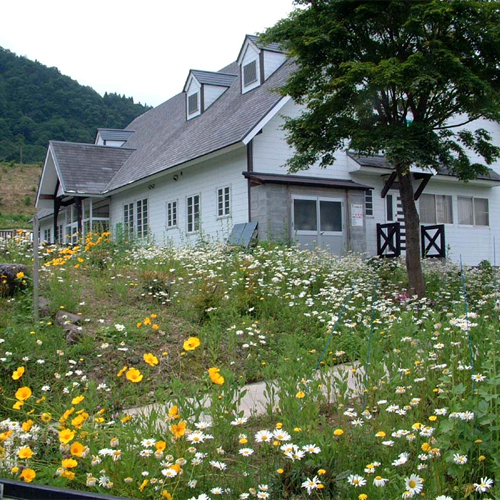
top-left (263, 0), bottom-right (500, 296)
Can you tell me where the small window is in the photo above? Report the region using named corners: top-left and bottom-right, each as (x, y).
top-left (187, 194), bottom-right (200, 233)
top-left (167, 200), bottom-right (178, 228)
top-left (365, 189), bottom-right (373, 217)
top-left (243, 60), bottom-right (258, 87)
top-left (188, 93), bottom-right (199, 115)
top-left (43, 228), bottom-right (51, 243)
top-left (217, 187), bottom-right (230, 217)
top-left (458, 196), bottom-right (489, 226)
top-left (294, 199), bottom-right (317, 231)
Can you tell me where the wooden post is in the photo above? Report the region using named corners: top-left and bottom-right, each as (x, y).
top-left (33, 214), bottom-right (39, 322)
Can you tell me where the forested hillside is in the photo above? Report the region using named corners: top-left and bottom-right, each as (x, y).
top-left (0, 47), bottom-right (151, 163)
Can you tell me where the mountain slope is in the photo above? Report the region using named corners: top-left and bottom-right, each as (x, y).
top-left (0, 47), bottom-right (151, 163)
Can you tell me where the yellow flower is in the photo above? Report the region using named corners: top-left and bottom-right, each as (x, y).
top-left (375, 431), bottom-right (386, 437)
top-left (15, 386), bottom-right (32, 401)
top-left (22, 420), bottom-right (33, 432)
top-left (41, 412), bottom-right (52, 423)
top-left (59, 428), bottom-right (75, 444)
top-left (140, 479), bottom-right (149, 492)
top-left (71, 395), bottom-right (85, 405)
top-left (155, 440), bottom-right (167, 452)
top-left (12, 466), bottom-right (19, 474)
top-left (70, 441), bottom-right (85, 457)
top-left (152, 324), bottom-right (160, 330)
top-left (208, 367), bottom-right (225, 385)
top-left (169, 421), bottom-right (187, 438)
top-left (16, 271), bottom-right (25, 279)
top-left (18, 447), bottom-right (34, 459)
top-left (359, 494), bottom-right (368, 500)
top-left (61, 458), bottom-right (78, 468)
top-left (162, 491), bottom-right (172, 499)
top-left (121, 415), bottom-right (133, 423)
top-left (479, 455), bottom-right (486, 461)
top-left (296, 391), bottom-right (306, 399)
top-left (12, 366), bottom-right (25, 380)
top-left (143, 353), bottom-right (159, 366)
top-left (143, 317), bottom-right (152, 326)
top-left (0, 430), bottom-right (13, 442)
top-left (318, 469), bottom-right (326, 475)
top-left (183, 337), bottom-right (201, 351)
top-left (125, 367), bottom-right (143, 383)
top-left (61, 469), bottom-right (75, 480)
top-left (333, 429), bottom-right (344, 436)
top-left (168, 405), bottom-right (180, 420)
top-left (429, 415), bottom-right (438, 422)
top-left (277, 468), bottom-right (284, 474)
top-left (13, 401), bottom-right (24, 410)
top-left (421, 442), bottom-right (432, 452)
top-left (19, 468), bottom-right (36, 482)
top-left (117, 366), bottom-right (128, 377)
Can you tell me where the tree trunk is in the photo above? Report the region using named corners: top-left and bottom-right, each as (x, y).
top-left (396, 164), bottom-right (425, 297)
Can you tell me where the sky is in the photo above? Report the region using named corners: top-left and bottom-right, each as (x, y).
top-left (0, 0), bottom-right (296, 107)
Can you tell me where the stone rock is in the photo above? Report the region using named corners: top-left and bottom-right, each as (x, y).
top-left (38, 296), bottom-right (51, 318)
top-left (64, 323), bottom-right (84, 344)
top-left (56, 310), bottom-right (84, 326)
top-left (0, 263), bottom-right (28, 296)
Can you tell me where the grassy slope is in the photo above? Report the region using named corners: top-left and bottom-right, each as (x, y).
top-left (0, 162), bottom-right (42, 229)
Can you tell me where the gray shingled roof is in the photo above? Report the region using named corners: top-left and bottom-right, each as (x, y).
top-left (190, 70), bottom-right (237, 87)
top-left (97, 129), bottom-right (135, 142)
top-left (106, 60), bottom-right (293, 191)
top-left (247, 34), bottom-right (283, 53)
top-left (51, 142), bottom-right (135, 195)
top-left (348, 152), bottom-right (500, 182)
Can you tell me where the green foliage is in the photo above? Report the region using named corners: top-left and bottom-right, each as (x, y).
top-left (0, 47), bottom-right (151, 163)
top-left (262, 0), bottom-right (500, 176)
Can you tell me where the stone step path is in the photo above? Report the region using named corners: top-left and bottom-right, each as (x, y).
top-left (125, 362), bottom-right (364, 426)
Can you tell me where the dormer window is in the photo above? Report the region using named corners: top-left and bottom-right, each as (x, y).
top-left (188, 92), bottom-right (199, 115)
top-left (243, 60), bottom-right (258, 87)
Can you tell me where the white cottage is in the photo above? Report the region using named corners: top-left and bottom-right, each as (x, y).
top-left (36, 35), bottom-right (500, 265)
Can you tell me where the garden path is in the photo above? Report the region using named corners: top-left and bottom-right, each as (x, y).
top-left (124, 362), bottom-right (364, 427)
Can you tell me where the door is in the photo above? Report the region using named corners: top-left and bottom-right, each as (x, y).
top-left (292, 197), bottom-right (344, 253)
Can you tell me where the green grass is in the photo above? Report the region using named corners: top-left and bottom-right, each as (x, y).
top-left (0, 235), bottom-right (498, 499)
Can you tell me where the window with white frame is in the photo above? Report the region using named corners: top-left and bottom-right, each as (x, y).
top-left (365, 189), bottom-right (373, 217)
top-left (217, 186), bottom-right (230, 217)
top-left (419, 194), bottom-right (453, 224)
top-left (166, 200), bottom-right (178, 228)
top-left (136, 199), bottom-right (148, 238)
top-left (123, 202), bottom-right (134, 237)
top-left (43, 228), bottom-right (51, 243)
top-left (55, 224), bottom-right (63, 244)
top-left (458, 196), bottom-right (489, 226)
top-left (187, 194), bottom-right (200, 233)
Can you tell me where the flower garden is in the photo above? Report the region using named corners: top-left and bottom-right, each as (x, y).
top-left (0, 233), bottom-right (498, 499)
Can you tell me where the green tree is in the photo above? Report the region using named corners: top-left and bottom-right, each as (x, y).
top-left (263, 0), bottom-right (500, 296)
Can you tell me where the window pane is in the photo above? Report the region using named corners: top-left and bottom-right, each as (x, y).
top-left (458, 197), bottom-right (473, 225)
top-left (436, 195), bottom-right (452, 224)
top-left (320, 201), bottom-right (342, 232)
top-left (386, 195), bottom-right (394, 221)
top-left (474, 198), bottom-right (489, 226)
top-left (294, 200), bottom-right (317, 231)
top-left (365, 189), bottom-right (373, 216)
top-left (419, 194), bottom-right (436, 224)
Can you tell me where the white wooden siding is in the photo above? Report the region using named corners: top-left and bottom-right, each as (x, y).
top-left (110, 147), bottom-right (249, 246)
top-left (204, 85), bottom-right (227, 109)
top-left (262, 51), bottom-right (287, 80)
